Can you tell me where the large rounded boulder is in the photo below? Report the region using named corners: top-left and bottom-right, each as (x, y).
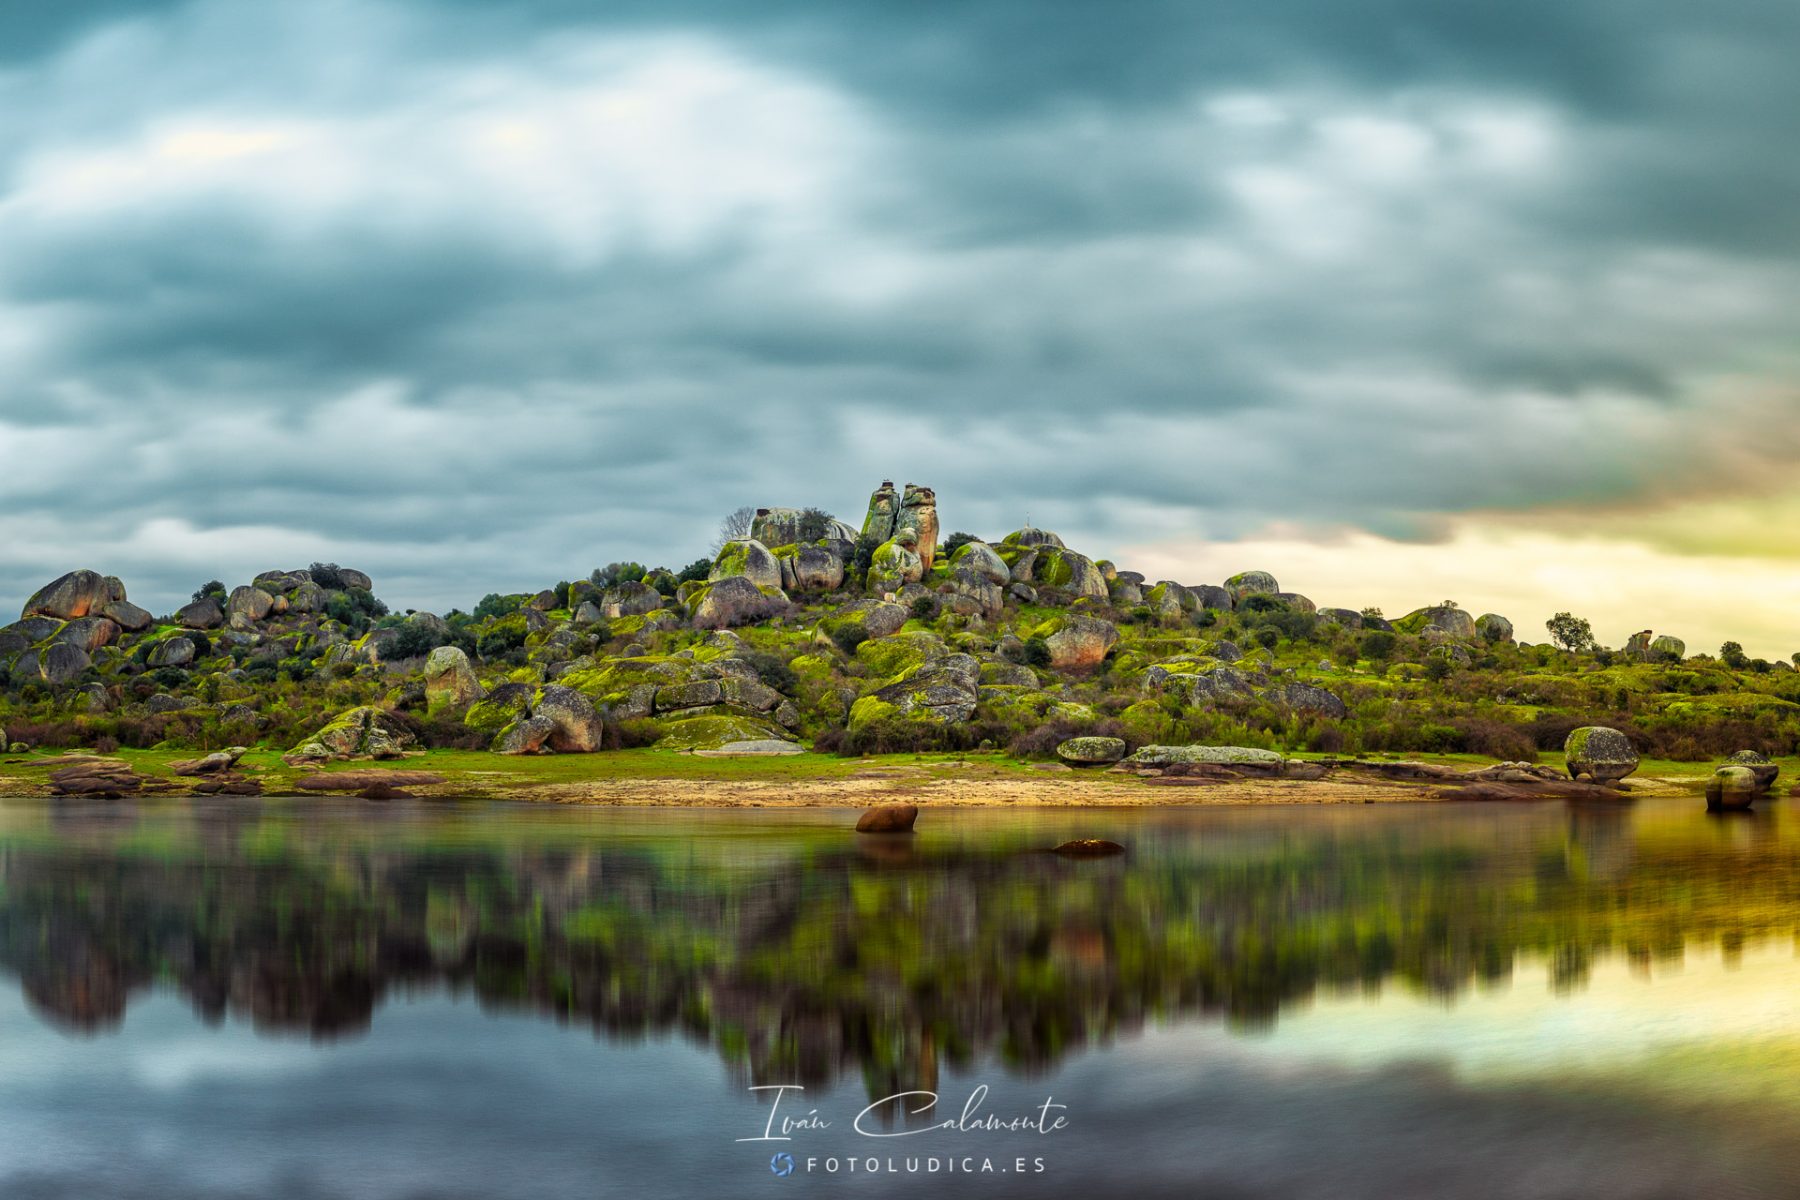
top-left (530, 685), bottom-right (606, 752)
top-left (1564, 726), bottom-right (1639, 783)
top-left (690, 576), bottom-right (789, 629)
top-left (1722, 750), bottom-right (1779, 791)
top-left (1029, 548), bottom-right (1108, 600)
top-left (227, 586), bottom-right (275, 623)
top-left (1001, 526), bottom-right (1065, 549)
top-left (949, 541), bottom-right (1010, 587)
top-left (177, 598), bottom-right (225, 630)
top-left (791, 544), bottom-right (848, 592)
top-left (1223, 571), bottom-right (1279, 604)
top-left (1475, 614), bottom-right (1515, 643)
top-left (710, 540), bottom-right (783, 591)
top-left (866, 536), bottom-right (924, 595)
top-left (23, 570), bottom-right (125, 621)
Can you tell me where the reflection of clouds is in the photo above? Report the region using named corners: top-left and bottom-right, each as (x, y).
top-left (1197, 943), bottom-right (1800, 1085)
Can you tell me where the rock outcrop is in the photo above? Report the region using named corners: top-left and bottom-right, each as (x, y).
top-left (860, 480), bottom-right (903, 544)
top-left (22, 571), bottom-right (125, 621)
top-left (894, 484), bottom-right (940, 572)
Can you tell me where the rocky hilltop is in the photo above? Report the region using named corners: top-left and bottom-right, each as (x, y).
top-left (2, 479), bottom-right (1796, 775)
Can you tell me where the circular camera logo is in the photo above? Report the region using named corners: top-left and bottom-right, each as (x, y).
top-left (770, 1152), bottom-right (797, 1177)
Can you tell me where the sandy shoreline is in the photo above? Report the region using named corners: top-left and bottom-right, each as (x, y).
top-left (510, 772), bottom-right (1689, 807)
top-left (0, 750), bottom-right (1702, 806)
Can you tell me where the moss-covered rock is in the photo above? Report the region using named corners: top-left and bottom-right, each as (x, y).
top-left (1223, 572), bottom-right (1279, 604)
top-left (709, 540), bottom-right (782, 591)
top-left (424, 645), bottom-right (482, 713)
top-left (1723, 749), bottom-right (1779, 790)
top-left (1475, 613), bottom-right (1515, 643)
top-left (465, 683), bottom-right (532, 733)
top-left (1056, 736), bottom-right (1126, 765)
top-left (949, 541), bottom-right (1010, 586)
top-left (1563, 726), bottom-right (1638, 783)
top-left (1039, 615), bottom-right (1118, 671)
top-left (1125, 744), bottom-right (1283, 768)
top-left (867, 536), bottom-right (924, 595)
top-left (1001, 526), bottom-right (1065, 549)
top-left (859, 654), bottom-right (980, 725)
top-left (293, 706), bottom-right (415, 761)
top-left (1395, 605), bottom-right (1477, 641)
top-left (689, 577), bottom-right (790, 629)
top-left (1706, 765), bottom-right (1760, 810)
top-left (655, 713), bottom-right (786, 750)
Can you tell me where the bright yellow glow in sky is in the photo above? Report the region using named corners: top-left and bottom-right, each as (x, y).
top-left (1130, 509), bottom-right (1800, 661)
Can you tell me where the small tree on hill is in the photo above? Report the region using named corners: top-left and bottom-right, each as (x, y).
top-left (1546, 612), bottom-right (1595, 653)
top-left (711, 506), bottom-right (756, 553)
top-left (796, 507), bottom-right (835, 542)
top-left (945, 531), bottom-right (980, 555)
top-left (1720, 641), bottom-right (1749, 669)
top-left (590, 562), bottom-right (646, 589)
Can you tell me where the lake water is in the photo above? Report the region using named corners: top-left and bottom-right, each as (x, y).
top-left (1, 794), bottom-right (1797, 1199)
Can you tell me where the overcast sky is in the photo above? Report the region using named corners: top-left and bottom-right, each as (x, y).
top-left (3, 0), bottom-right (1798, 652)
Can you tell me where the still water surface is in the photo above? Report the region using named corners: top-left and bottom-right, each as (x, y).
top-left (1, 795), bottom-right (1797, 1198)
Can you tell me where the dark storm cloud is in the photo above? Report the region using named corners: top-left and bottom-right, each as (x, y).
top-left (2, 0), bottom-right (1798, 616)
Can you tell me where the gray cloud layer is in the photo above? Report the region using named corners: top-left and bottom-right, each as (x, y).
top-left (2, 0), bottom-right (1797, 616)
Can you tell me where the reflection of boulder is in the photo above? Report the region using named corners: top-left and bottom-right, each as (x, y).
top-left (21, 929), bottom-right (130, 1033)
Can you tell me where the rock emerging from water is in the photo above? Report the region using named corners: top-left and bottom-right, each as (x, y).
top-left (855, 803), bottom-right (919, 833)
top-left (1707, 765), bottom-right (1760, 811)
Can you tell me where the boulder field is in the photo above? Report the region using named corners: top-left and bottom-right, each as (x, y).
top-left (0, 482), bottom-right (1777, 778)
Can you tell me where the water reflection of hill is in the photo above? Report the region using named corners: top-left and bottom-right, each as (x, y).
top-left (1, 800), bottom-right (1795, 1096)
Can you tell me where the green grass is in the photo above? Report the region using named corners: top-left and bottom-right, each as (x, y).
top-left (0, 740), bottom-right (1762, 801)
top-left (0, 744), bottom-right (1107, 797)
